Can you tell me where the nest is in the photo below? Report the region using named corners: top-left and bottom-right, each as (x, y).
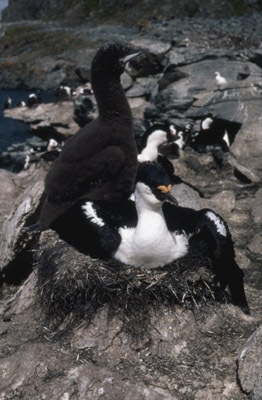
top-left (36, 230), bottom-right (230, 338)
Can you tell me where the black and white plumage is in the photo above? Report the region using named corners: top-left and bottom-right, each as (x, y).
top-left (187, 115), bottom-right (231, 167)
top-left (16, 101), bottom-right (26, 108)
top-left (37, 43), bottom-right (143, 230)
top-left (27, 91), bottom-right (42, 107)
top-left (40, 139), bottom-right (63, 162)
top-left (4, 96), bottom-right (12, 109)
top-left (137, 122), bottom-right (177, 162)
top-left (55, 85), bottom-right (72, 101)
top-left (137, 122), bottom-right (204, 197)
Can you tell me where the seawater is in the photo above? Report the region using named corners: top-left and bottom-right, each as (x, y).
top-left (0, 90), bottom-right (54, 153)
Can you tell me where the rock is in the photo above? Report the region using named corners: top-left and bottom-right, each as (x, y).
top-left (0, 169), bottom-right (19, 230)
top-left (153, 57), bottom-right (261, 118)
top-left (201, 190), bottom-right (236, 218)
top-left (2, 0), bottom-right (262, 23)
top-left (130, 38), bottom-right (171, 56)
top-left (126, 76), bottom-right (157, 98)
top-left (247, 233), bottom-right (262, 255)
top-left (187, 80), bottom-right (262, 124)
top-left (4, 102), bottom-right (79, 139)
top-left (158, 67), bottom-right (189, 91)
top-left (248, 48), bottom-right (262, 68)
top-left (166, 47), bottom-right (233, 68)
top-left (172, 183), bottom-right (202, 210)
top-left (0, 143), bottom-right (34, 172)
top-left (158, 60), bottom-right (261, 114)
top-left (228, 154), bottom-right (261, 184)
top-left (72, 308), bottom-right (122, 351)
top-left (238, 324), bottom-right (262, 400)
top-left (3, 270), bottom-right (37, 316)
top-left (251, 188), bottom-right (262, 225)
top-left (121, 71), bottom-right (134, 91)
top-left (230, 121), bottom-right (262, 182)
top-left (0, 168), bottom-right (44, 280)
top-left (126, 82), bottom-right (148, 98)
top-left (0, 345), bottom-right (41, 394)
top-left (128, 97), bottom-right (150, 120)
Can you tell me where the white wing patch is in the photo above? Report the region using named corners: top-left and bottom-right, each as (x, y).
top-left (82, 202), bottom-right (105, 227)
top-left (202, 117), bottom-right (213, 130)
top-left (223, 130), bottom-right (230, 147)
top-left (206, 211), bottom-right (227, 237)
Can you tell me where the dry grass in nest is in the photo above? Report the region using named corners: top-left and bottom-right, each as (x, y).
top-left (36, 230), bottom-right (230, 338)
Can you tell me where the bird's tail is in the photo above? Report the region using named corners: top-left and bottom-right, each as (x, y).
top-left (197, 209), bottom-right (250, 314)
top-left (23, 222), bottom-right (45, 234)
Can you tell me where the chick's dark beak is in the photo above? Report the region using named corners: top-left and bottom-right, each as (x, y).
top-left (157, 184), bottom-right (179, 206)
top-left (121, 49), bottom-right (146, 64)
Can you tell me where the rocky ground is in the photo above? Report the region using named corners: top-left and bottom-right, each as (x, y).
top-left (0, 11), bottom-right (262, 400)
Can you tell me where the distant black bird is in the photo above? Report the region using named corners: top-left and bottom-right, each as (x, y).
top-left (158, 123), bottom-right (191, 159)
top-left (4, 96), bottom-right (12, 109)
top-left (27, 91), bottom-right (42, 107)
top-left (37, 43), bottom-right (143, 230)
top-left (188, 115), bottom-right (230, 153)
top-left (187, 115), bottom-right (231, 167)
top-left (55, 85), bottom-right (72, 101)
top-left (40, 139), bottom-right (63, 162)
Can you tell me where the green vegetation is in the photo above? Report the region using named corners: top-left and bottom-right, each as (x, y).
top-left (229, 0), bottom-right (248, 15)
top-left (2, 25), bottom-right (89, 58)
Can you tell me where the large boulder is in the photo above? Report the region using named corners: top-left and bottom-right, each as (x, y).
top-left (154, 59), bottom-right (261, 118)
top-left (238, 324), bottom-right (262, 400)
top-left (230, 121), bottom-right (262, 182)
top-left (0, 168), bottom-right (45, 283)
top-left (0, 169), bottom-right (19, 231)
top-left (4, 102), bottom-right (79, 140)
top-left (187, 79), bottom-right (262, 123)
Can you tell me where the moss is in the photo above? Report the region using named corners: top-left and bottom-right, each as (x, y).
top-left (229, 0), bottom-right (248, 14)
top-left (2, 24), bottom-right (97, 61)
top-left (80, 0), bottom-right (102, 16)
top-left (0, 59), bottom-right (19, 71)
top-left (183, 0), bottom-right (199, 17)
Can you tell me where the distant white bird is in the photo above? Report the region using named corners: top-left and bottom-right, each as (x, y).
top-left (215, 71), bottom-right (228, 89)
top-left (16, 101), bottom-right (26, 108)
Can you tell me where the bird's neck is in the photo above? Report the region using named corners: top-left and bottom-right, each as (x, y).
top-left (134, 195), bottom-right (167, 243)
top-left (138, 142), bottom-right (159, 162)
top-left (138, 131), bottom-right (166, 162)
top-left (135, 191), bottom-right (163, 218)
top-left (92, 74), bottom-right (132, 122)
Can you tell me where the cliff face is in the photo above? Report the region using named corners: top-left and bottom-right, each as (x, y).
top-left (2, 0), bottom-right (262, 23)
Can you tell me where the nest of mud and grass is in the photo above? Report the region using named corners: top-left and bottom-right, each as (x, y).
top-left (36, 230), bottom-right (232, 339)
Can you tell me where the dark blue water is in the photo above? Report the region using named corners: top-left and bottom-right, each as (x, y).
top-left (0, 90), bottom-right (54, 153)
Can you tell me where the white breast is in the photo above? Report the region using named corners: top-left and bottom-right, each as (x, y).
top-left (138, 129), bottom-right (168, 162)
top-left (113, 207), bottom-right (189, 269)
